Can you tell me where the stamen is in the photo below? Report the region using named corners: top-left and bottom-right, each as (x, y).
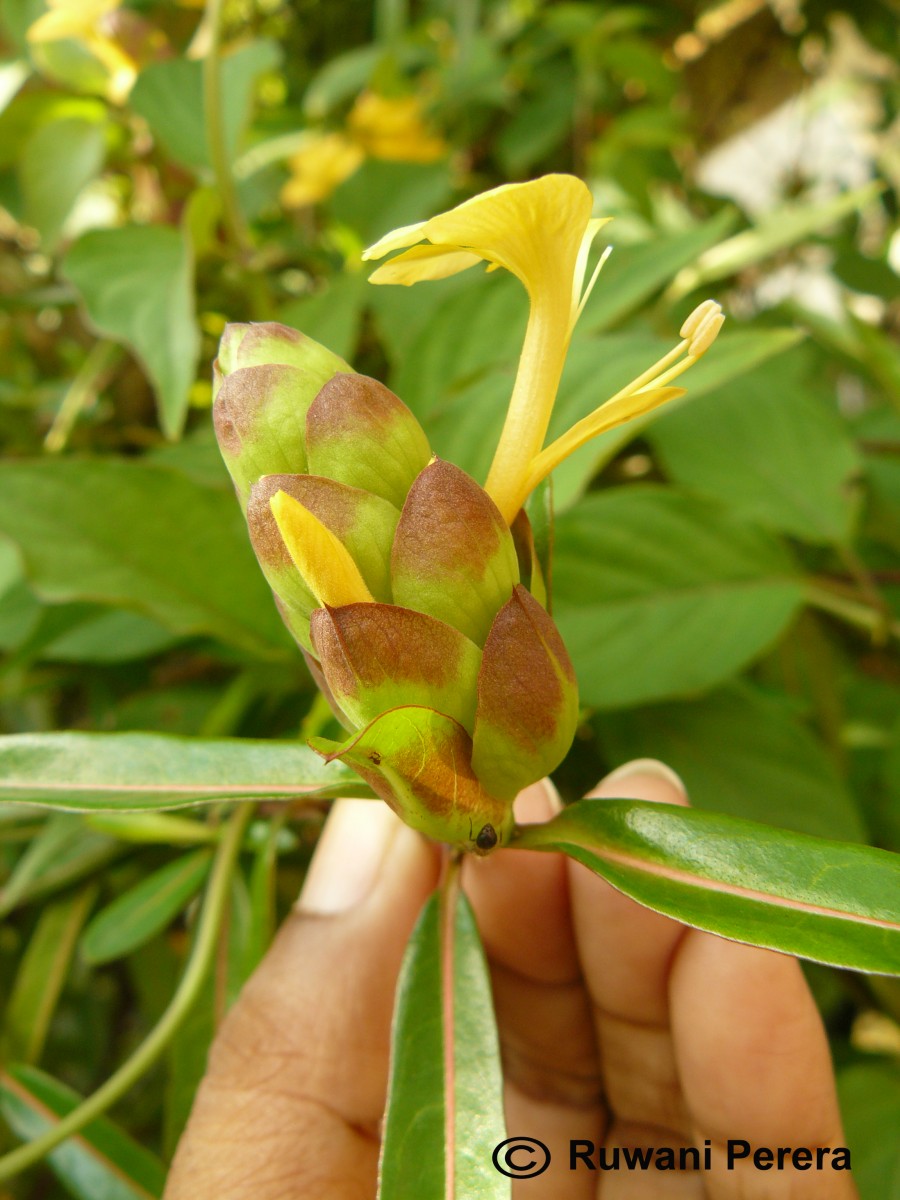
top-left (575, 244), bottom-right (613, 323)
top-left (689, 310), bottom-right (725, 356)
top-left (680, 299), bottom-right (721, 340)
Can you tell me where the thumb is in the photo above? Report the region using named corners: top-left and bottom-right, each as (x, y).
top-left (165, 800), bottom-right (440, 1200)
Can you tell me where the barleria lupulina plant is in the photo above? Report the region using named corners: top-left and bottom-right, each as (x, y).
top-left (213, 174), bottom-right (723, 855)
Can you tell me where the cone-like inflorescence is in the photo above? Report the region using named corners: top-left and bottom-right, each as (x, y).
top-left (214, 321), bottom-right (579, 855)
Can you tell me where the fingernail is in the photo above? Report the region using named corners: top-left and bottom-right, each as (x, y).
top-left (297, 799), bottom-right (399, 915)
top-left (601, 757), bottom-right (686, 795)
top-left (514, 776), bottom-right (563, 824)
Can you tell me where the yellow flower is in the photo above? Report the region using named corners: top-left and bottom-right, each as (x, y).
top-left (348, 92), bottom-right (447, 164)
top-left (282, 91), bottom-right (447, 209)
top-left (363, 175), bottom-right (723, 523)
top-left (282, 133), bottom-right (365, 207)
top-left (27, 0), bottom-right (137, 103)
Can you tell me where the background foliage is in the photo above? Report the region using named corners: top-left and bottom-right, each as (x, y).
top-left (0, 0), bottom-right (899, 1195)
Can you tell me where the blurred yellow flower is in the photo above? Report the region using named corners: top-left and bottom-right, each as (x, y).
top-left (281, 133), bottom-right (365, 208)
top-left (282, 91), bottom-right (447, 209)
top-left (348, 92), bottom-right (447, 163)
top-left (27, 0), bottom-right (137, 103)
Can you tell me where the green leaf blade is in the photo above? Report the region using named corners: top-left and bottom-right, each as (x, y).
top-left (516, 799), bottom-right (900, 974)
top-left (64, 226), bottom-right (199, 438)
top-left (0, 731), bottom-right (370, 812)
top-left (0, 1064), bottom-right (166, 1200)
top-left (81, 850), bottom-right (213, 965)
top-left (379, 887), bottom-right (508, 1200)
top-left (0, 460), bottom-right (290, 655)
top-left (553, 487), bottom-right (804, 708)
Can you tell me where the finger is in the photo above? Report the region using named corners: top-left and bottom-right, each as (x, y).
top-left (165, 800), bottom-right (441, 1200)
top-left (567, 761), bottom-right (695, 1144)
top-left (463, 780), bottom-right (603, 1200)
top-left (670, 933), bottom-right (858, 1199)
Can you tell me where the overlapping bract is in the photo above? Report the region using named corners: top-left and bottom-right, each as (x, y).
top-left (213, 322), bottom-right (579, 854)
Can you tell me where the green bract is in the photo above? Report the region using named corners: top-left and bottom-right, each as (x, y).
top-left (213, 320), bottom-right (579, 854)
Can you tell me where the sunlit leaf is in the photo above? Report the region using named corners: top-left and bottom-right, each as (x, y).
top-left (380, 885), bottom-right (508, 1200)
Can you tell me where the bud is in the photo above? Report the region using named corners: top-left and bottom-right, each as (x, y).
top-left (212, 321), bottom-right (579, 855)
top-left (213, 323), bottom-right (350, 505)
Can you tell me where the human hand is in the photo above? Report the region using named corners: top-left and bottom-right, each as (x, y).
top-left (165, 762), bottom-right (857, 1199)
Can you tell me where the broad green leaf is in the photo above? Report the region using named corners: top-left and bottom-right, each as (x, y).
top-left (393, 274), bottom-right (525, 420)
top-left (81, 850), bottom-right (213, 965)
top-left (129, 41), bottom-right (281, 172)
top-left (20, 115), bottom-right (106, 248)
top-left (552, 487), bottom-right (804, 708)
top-left (380, 886), bottom-right (508, 1200)
top-left (278, 271), bottom-right (369, 363)
top-left (0, 815), bottom-right (120, 917)
top-left (0, 460), bottom-right (290, 656)
top-left (0, 731), bottom-right (369, 811)
top-left (596, 683), bottom-right (867, 842)
top-left (649, 357), bottom-right (861, 544)
top-left (64, 226), bottom-right (199, 438)
top-left (549, 327), bottom-right (804, 509)
top-left (578, 208), bottom-right (737, 332)
top-left (838, 1060), bottom-right (900, 1199)
top-left (0, 1064), bottom-right (166, 1200)
top-left (3, 883), bottom-right (97, 1062)
top-left (418, 329), bottom-right (802, 505)
top-left (515, 799), bottom-right (900, 974)
top-left (667, 183), bottom-right (884, 299)
top-left (332, 158), bottom-right (454, 246)
top-left (27, 605), bottom-right (178, 664)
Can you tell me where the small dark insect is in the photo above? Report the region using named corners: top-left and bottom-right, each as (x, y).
top-left (475, 824), bottom-right (498, 852)
top-left (368, 751), bottom-right (382, 765)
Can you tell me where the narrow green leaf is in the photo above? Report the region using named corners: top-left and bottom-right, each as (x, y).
top-left (0, 1064), bottom-right (166, 1200)
top-left (553, 487), bottom-right (804, 708)
top-left (81, 850), bottom-right (213, 965)
top-left (0, 815), bottom-right (120, 917)
top-left (0, 460), bottom-right (291, 656)
top-left (515, 799), bottom-right (900, 974)
top-left (380, 885), bottom-right (508, 1200)
top-left (64, 226), bottom-right (199, 438)
top-left (667, 183), bottom-right (884, 299)
top-left (0, 731), bottom-right (370, 812)
top-left (3, 883), bottom-right (98, 1063)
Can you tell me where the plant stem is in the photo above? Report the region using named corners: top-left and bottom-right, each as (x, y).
top-left (44, 340), bottom-right (121, 453)
top-left (0, 803), bottom-right (254, 1184)
top-left (806, 581), bottom-right (900, 642)
top-left (203, 0), bottom-right (252, 259)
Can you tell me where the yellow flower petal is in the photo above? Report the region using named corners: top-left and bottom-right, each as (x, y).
top-left (367, 243), bottom-right (484, 285)
top-left (270, 490), bottom-right (374, 607)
